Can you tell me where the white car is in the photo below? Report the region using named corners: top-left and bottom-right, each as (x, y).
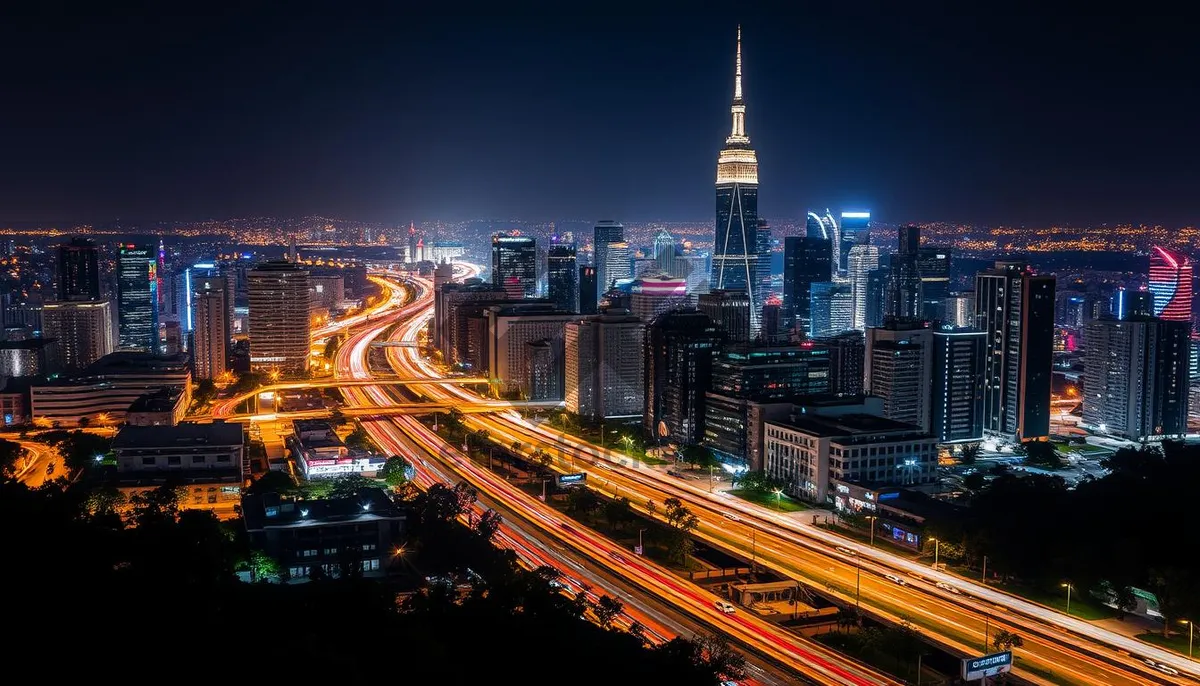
top-left (835, 546), bottom-right (856, 556)
top-left (723, 512), bottom-right (741, 522)
top-left (936, 581), bottom-right (962, 595)
top-left (1155, 664), bottom-right (1180, 676)
top-left (714, 600), bottom-right (737, 614)
top-left (885, 574), bottom-right (908, 586)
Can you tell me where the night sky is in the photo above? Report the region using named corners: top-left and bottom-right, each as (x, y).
top-left (2, 4), bottom-right (1197, 226)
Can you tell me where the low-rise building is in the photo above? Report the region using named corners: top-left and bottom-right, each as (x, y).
top-left (241, 488), bottom-right (405, 581)
top-left (111, 422), bottom-right (246, 515)
top-left (29, 352), bottom-right (191, 427)
top-left (290, 419), bottom-right (385, 479)
top-left (125, 387), bottom-right (188, 426)
top-left (764, 412), bottom-right (937, 504)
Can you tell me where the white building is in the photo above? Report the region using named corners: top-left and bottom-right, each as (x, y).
top-left (864, 323), bottom-right (934, 434)
top-left (564, 311), bottom-right (644, 420)
top-left (764, 413), bottom-right (937, 503)
top-left (248, 261), bottom-right (311, 374)
top-left (847, 245), bottom-right (880, 331)
top-left (486, 304), bottom-right (577, 395)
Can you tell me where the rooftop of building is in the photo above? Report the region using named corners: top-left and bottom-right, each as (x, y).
top-left (242, 487), bottom-right (402, 531)
top-left (127, 387), bottom-right (185, 413)
top-left (250, 260), bottom-right (308, 273)
top-left (293, 418), bottom-right (337, 434)
top-left (83, 351), bottom-right (191, 377)
top-left (112, 421), bottom-right (244, 450)
top-left (769, 412), bottom-right (927, 438)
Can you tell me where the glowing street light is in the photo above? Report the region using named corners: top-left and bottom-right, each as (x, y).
top-left (772, 488), bottom-right (783, 511)
top-left (1181, 619), bottom-right (1193, 659)
top-left (930, 537), bottom-right (940, 569)
top-left (1061, 582), bottom-right (1073, 617)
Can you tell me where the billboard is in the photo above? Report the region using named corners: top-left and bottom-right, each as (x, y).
top-left (962, 651), bottom-right (1012, 681)
top-left (557, 473), bottom-right (587, 487)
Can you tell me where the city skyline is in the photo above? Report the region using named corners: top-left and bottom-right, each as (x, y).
top-left (3, 6), bottom-right (1199, 226)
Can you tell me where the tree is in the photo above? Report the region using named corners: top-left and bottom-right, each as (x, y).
top-left (345, 425), bottom-right (378, 452)
top-left (0, 438), bottom-right (22, 475)
top-left (691, 634), bottom-right (747, 681)
top-left (1021, 441), bottom-right (1062, 469)
top-left (509, 440), bottom-right (523, 455)
top-left (379, 456), bottom-right (409, 489)
top-left (244, 470), bottom-right (299, 496)
top-left (604, 496), bottom-right (633, 531)
top-left (326, 473), bottom-right (378, 499)
top-left (960, 442), bottom-right (981, 465)
top-left (663, 497), bottom-right (699, 565)
top-left (129, 484), bottom-right (185, 527)
top-left (835, 606), bottom-right (860, 633)
top-left (40, 430), bottom-right (112, 471)
top-left (84, 484), bottom-right (128, 519)
top-left (475, 509), bottom-right (502, 541)
top-left (323, 336), bottom-right (340, 360)
top-left (248, 549), bottom-right (283, 582)
top-left (192, 379), bottom-right (218, 406)
top-left (594, 595), bottom-right (624, 629)
top-left (230, 371), bottom-right (265, 395)
top-left (992, 629), bottom-right (1024, 652)
top-left (679, 444), bottom-right (718, 469)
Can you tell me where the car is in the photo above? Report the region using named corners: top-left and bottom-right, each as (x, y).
top-left (608, 551), bottom-right (627, 564)
top-left (835, 546), bottom-right (856, 556)
top-left (1155, 664), bottom-right (1180, 676)
top-left (936, 581), bottom-right (962, 595)
top-left (885, 574), bottom-right (907, 586)
top-left (714, 600), bottom-right (737, 614)
top-left (723, 512), bottom-right (741, 522)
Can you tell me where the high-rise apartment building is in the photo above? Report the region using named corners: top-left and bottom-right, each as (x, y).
top-left (945, 292), bottom-right (975, 328)
top-left (192, 283), bottom-right (228, 380)
top-left (697, 289), bottom-right (752, 344)
top-left (547, 241), bottom-right (578, 313)
top-left (810, 282), bottom-right (853, 338)
top-left (838, 211), bottom-right (870, 274)
top-left (712, 27), bottom-right (760, 329)
top-left (975, 262), bottom-right (1056, 443)
top-left (887, 225), bottom-right (923, 322)
top-left (485, 304), bottom-right (576, 397)
top-left (644, 309), bottom-right (723, 445)
top-left (42, 301), bottom-right (114, 373)
top-left (1083, 317), bottom-right (1190, 441)
top-left (578, 267), bottom-right (598, 316)
top-left (491, 234), bottom-right (537, 299)
top-left (1149, 246), bottom-right (1193, 322)
top-left (755, 219), bottom-right (773, 313)
top-left (604, 242), bottom-right (634, 288)
top-left (782, 236), bottom-right (832, 334)
top-left (117, 243), bottom-right (159, 352)
top-left (57, 238), bottom-right (101, 302)
top-left (918, 247), bottom-right (952, 322)
top-left (864, 321), bottom-right (934, 433)
top-left (248, 261), bottom-right (311, 374)
top-left (848, 244), bottom-right (880, 331)
top-left (931, 327), bottom-right (985, 444)
top-left (864, 266), bottom-right (890, 330)
top-left (593, 220), bottom-right (624, 300)
top-left (813, 330), bottom-right (865, 396)
top-left (564, 311), bottom-right (645, 420)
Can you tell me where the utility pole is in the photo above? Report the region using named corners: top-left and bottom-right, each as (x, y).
top-left (982, 555), bottom-right (988, 584)
top-left (855, 558), bottom-right (862, 611)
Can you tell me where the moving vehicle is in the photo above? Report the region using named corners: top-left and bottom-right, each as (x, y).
top-left (885, 574), bottom-right (908, 586)
top-left (835, 546), bottom-right (856, 556)
top-left (714, 600), bottom-right (737, 614)
top-left (936, 581), bottom-right (962, 595)
top-left (608, 551), bottom-right (627, 564)
top-left (723, 512), bottom-right (741, 522)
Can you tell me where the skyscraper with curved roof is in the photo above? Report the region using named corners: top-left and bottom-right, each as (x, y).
top-left (1149, 246), bottom-right (1193, 323)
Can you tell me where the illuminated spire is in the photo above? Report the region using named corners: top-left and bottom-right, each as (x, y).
top-left (734, 24), bottom-right (743, 103)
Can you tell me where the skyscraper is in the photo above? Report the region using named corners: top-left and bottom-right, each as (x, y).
top-left (712, 27), bottom-right (760, 328)
top-left (838, 211), bottom-right (870, 273)
top-left (975, 262), bottom-right (1056, 443)
top-left (1149, 246), bottom-right (1194, 322)
top-left (755, 218), bottom-right (773, 310)
top-left (782, 236), bottom-right (832, 334)
top-left (848, 244), bottom-right (880, 331)
top-left (643, 309), bottom-right (723, 445)
top-left (41, 301), bottom-right (113, 372)
top-left (932, 327), bottom-right (985, 444)
top-left (629, 276), bottom-right (691, 323)
top-left (604, 241), bottom-right (634, 287)
top-left (864, 266), bottom-right (891, 329)
top-left (117, 243), bottom-right (159, 352)
top-left (805, 210), bottom-right (840, 280)
top-left (564, 310), bottom-right (645, 420)
top-left (918, 247), bottom-right (952, 322)
top-left (653, 229), bottom-right (677, 277)
top-left (578, 266), bottom-right (598, 316)
top-left (491, 234), bottom-right (537, 299)
top-left (192, 284), bottom-right (228, 380)
top-left (810, 282), bottom-right (853, 337)
top-left (57, 238), bottom-right (101, 302)
top-left (887, 225), bottom-right (923, 322)
top-left (864, 321), bottom-right (934, 433)
top-left (248, 261), bottom-right (311, 375)
top-left (593, 220), bottom-right (624, 299)
top-left (546, 241), bottom-right (578, 313)
top-left (697, 289), bottom-right (752, 344)
top-left (1083, 316), bottom-right (1190, 440)
top-left (813, 330), bottom-right (865, 396)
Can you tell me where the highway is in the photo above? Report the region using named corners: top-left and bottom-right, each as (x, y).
top-left (331, 276), bottom-right (899, 686)
top-left (379, 272), bottom-right (1198, 686)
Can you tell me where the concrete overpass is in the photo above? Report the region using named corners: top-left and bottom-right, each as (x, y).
top-left (218, 400), bottom-right (563, 423)
top-left (211, 376), bottom-right (489, 418)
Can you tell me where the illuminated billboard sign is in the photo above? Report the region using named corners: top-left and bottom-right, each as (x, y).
top-left (962, 651), bottom-right (1012, 681)
top-left (557, 473), bottom-right (587, 487)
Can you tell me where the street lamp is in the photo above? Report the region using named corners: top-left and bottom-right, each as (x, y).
top-left (931, 537), bottom-right (940, 569)
top-left (865, 515), bottom-right (877, 547)
top-left (772, 488), bottom-right (783, 511)
top-left (1061, 582), bottom-right (1073, 617)
top-left (637, 528), bottom-right (647, 556)
top-left (1182, 619), bottom-right (1194, 659)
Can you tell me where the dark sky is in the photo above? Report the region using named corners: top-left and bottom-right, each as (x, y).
top-left (2, 4), bottom-right (1198, 226)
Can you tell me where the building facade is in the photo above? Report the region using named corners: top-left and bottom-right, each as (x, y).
top-left (491, 234), bottom-right (537, 299)
top-left (1149, 246), bottom-right (1193, 322)
top-left (931, 327), bottom-right (985, 444)
top-left (564, 311), bottom-right (645, 420)
top-left (41, 300), bottom-right (114, 373)
top-left (697, 289), bottom-right (752, 344)
top-left (248, 261), bottom-right (311, 374)
top-left (782, 236), bottom-right (832, 335)
top-left (864, 322), bottom-right (934, 433)
top-left (117, 243), bottom-right (159, 352)
top-left (643, 310), bottom-right (723, 445)
top-left (1083, 317), bottom-right (1190, 441)
top-left (547, 241), bottom-right (578, 313)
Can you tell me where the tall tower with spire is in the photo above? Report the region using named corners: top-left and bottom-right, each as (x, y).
top-left (712, 26), bottom-right (761, 331)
